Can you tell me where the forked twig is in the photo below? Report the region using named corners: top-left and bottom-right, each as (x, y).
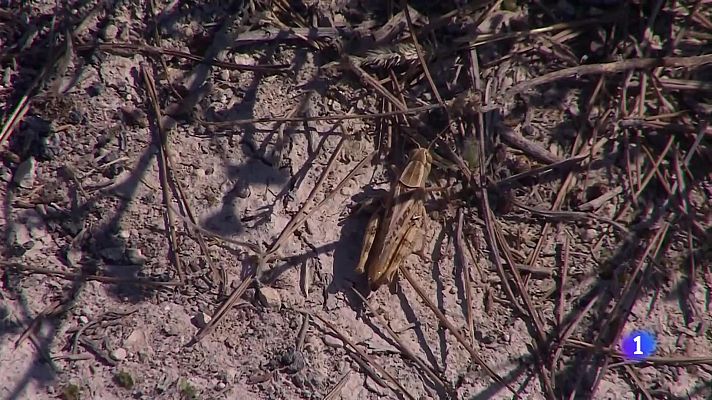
top-left (141, 63), bottom-right (185, 284)
top-left (352, 287), bottom-right (453, 396)
top-left (190, 275), bottom-right (254, 344)
top-left (266, 145), bottom-right (376, 258)
top-left (398, 264), bottom-right (519, 397)
top-left (311, 312), bottom-right (418, 400)
top-left (192, 136), bottom-right (375, 343)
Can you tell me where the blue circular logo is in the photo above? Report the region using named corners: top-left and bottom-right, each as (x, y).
top-left (620, 330), bottom-right (656, 361)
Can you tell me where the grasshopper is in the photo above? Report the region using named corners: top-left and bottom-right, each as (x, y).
top-left (353, 147), bottom-right (518, 395)
top-left (355, 148), bottom-right (432, 290)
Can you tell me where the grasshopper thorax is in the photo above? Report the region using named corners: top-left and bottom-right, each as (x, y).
top-left (399, 149), bottom-right (432, 189)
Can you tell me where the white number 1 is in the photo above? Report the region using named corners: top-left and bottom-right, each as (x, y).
top-left (633, 335), bottom-right (644, 355)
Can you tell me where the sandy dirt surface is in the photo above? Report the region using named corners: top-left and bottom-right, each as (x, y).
top-left (1, 1), bottom-right (711, 400)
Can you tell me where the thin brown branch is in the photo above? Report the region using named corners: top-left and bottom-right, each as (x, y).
top-left (198, 103), bottom-right (443, 129)
top-left (0, 262), bottom-right (181, 287)
top-left (190, 275), bottom-right (254, 344)
top-left (398, 264), bottom-right (520, 398)
top-left (76, 42), bottom-right (290, 72)
top-left (506, 54), bottom-right (712, 98)
top-left (352, 288), bottom-right (452, 396)
top-left (497, 123), bottom-right (562, 165)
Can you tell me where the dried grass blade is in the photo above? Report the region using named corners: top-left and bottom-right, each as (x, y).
top-left (267, 114), bottom-right (377, 261)
top-left (506, 54), bottom-right (712, 99)
top-left (170, 176), bottom-right (226, 293)
top-left (455, 209), bottom-right (475, 343)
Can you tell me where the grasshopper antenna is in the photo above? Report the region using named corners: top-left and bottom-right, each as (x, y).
top-left (426, 126), bottom-right (450, 151)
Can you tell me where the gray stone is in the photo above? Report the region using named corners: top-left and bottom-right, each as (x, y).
top-left (100, 246), bottom-right (125, 262)
top-left (13, 156), bottom-right (36, 188)
top-left (191, 312), bottom-right (212, 329)
top-left (581, 228), bottom-right (598, 242)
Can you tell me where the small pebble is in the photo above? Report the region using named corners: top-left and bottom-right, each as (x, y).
top-left (258, 287), bottom-right (282, 309)
top-left (13, 156), bottom-right (36, 188)
top-left (124, 329), bottom-right (148, 352)
top-left (111, 347), bottom-right (128, 361)
top-left (322, 335), bottom-right (343, 348)
top-left (79, 315), bottom-right (89, 324)
top-left (0, 166), bottom-right (11, 182)
top-left (103, 24), bottom-right (119, 40)
top-left (581, 228), bottom-right (597, 242)
top-left (292, 373), bottom-right (305, 388)
top-left (235, 181), bottom-right (250, 199)
top-left (162, 324), bottom-right (178, 337)
top-left (224, 368), bottom-right (238, 382)
top-left (88, 82), bottom-right (104, 96)
top-left (126, 248), bottom-right (147, 265)
top-left (121, 107), bottom-right (148, 128)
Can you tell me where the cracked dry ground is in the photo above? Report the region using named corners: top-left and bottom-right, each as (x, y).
top-left (1, 2), bottom-right (711, 400)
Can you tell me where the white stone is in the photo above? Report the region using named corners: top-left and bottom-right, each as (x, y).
top-left (111, 347), bottom-right (127, 361)
top-left (322, 335), bottom-right (343, 348)
top-left (192, 312), bottom-right (212, 329)
top-left (126, 248), bottom-right (147, 265)
top-left (258, 287), bottom-right (282, 309)
top-left (124, 329), bottom-right (148, 352)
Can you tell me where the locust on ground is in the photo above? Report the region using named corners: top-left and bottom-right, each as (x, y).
top-left (353, 147), bottom-right (517, 396)
top-left (355, 148), bottom-right (432, 290)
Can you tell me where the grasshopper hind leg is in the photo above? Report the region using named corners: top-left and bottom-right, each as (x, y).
top-left (355, 210), bottom-right (381, 275)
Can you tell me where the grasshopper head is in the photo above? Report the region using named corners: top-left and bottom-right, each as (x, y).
top-left (408, 148), bottom-right (430, 164)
